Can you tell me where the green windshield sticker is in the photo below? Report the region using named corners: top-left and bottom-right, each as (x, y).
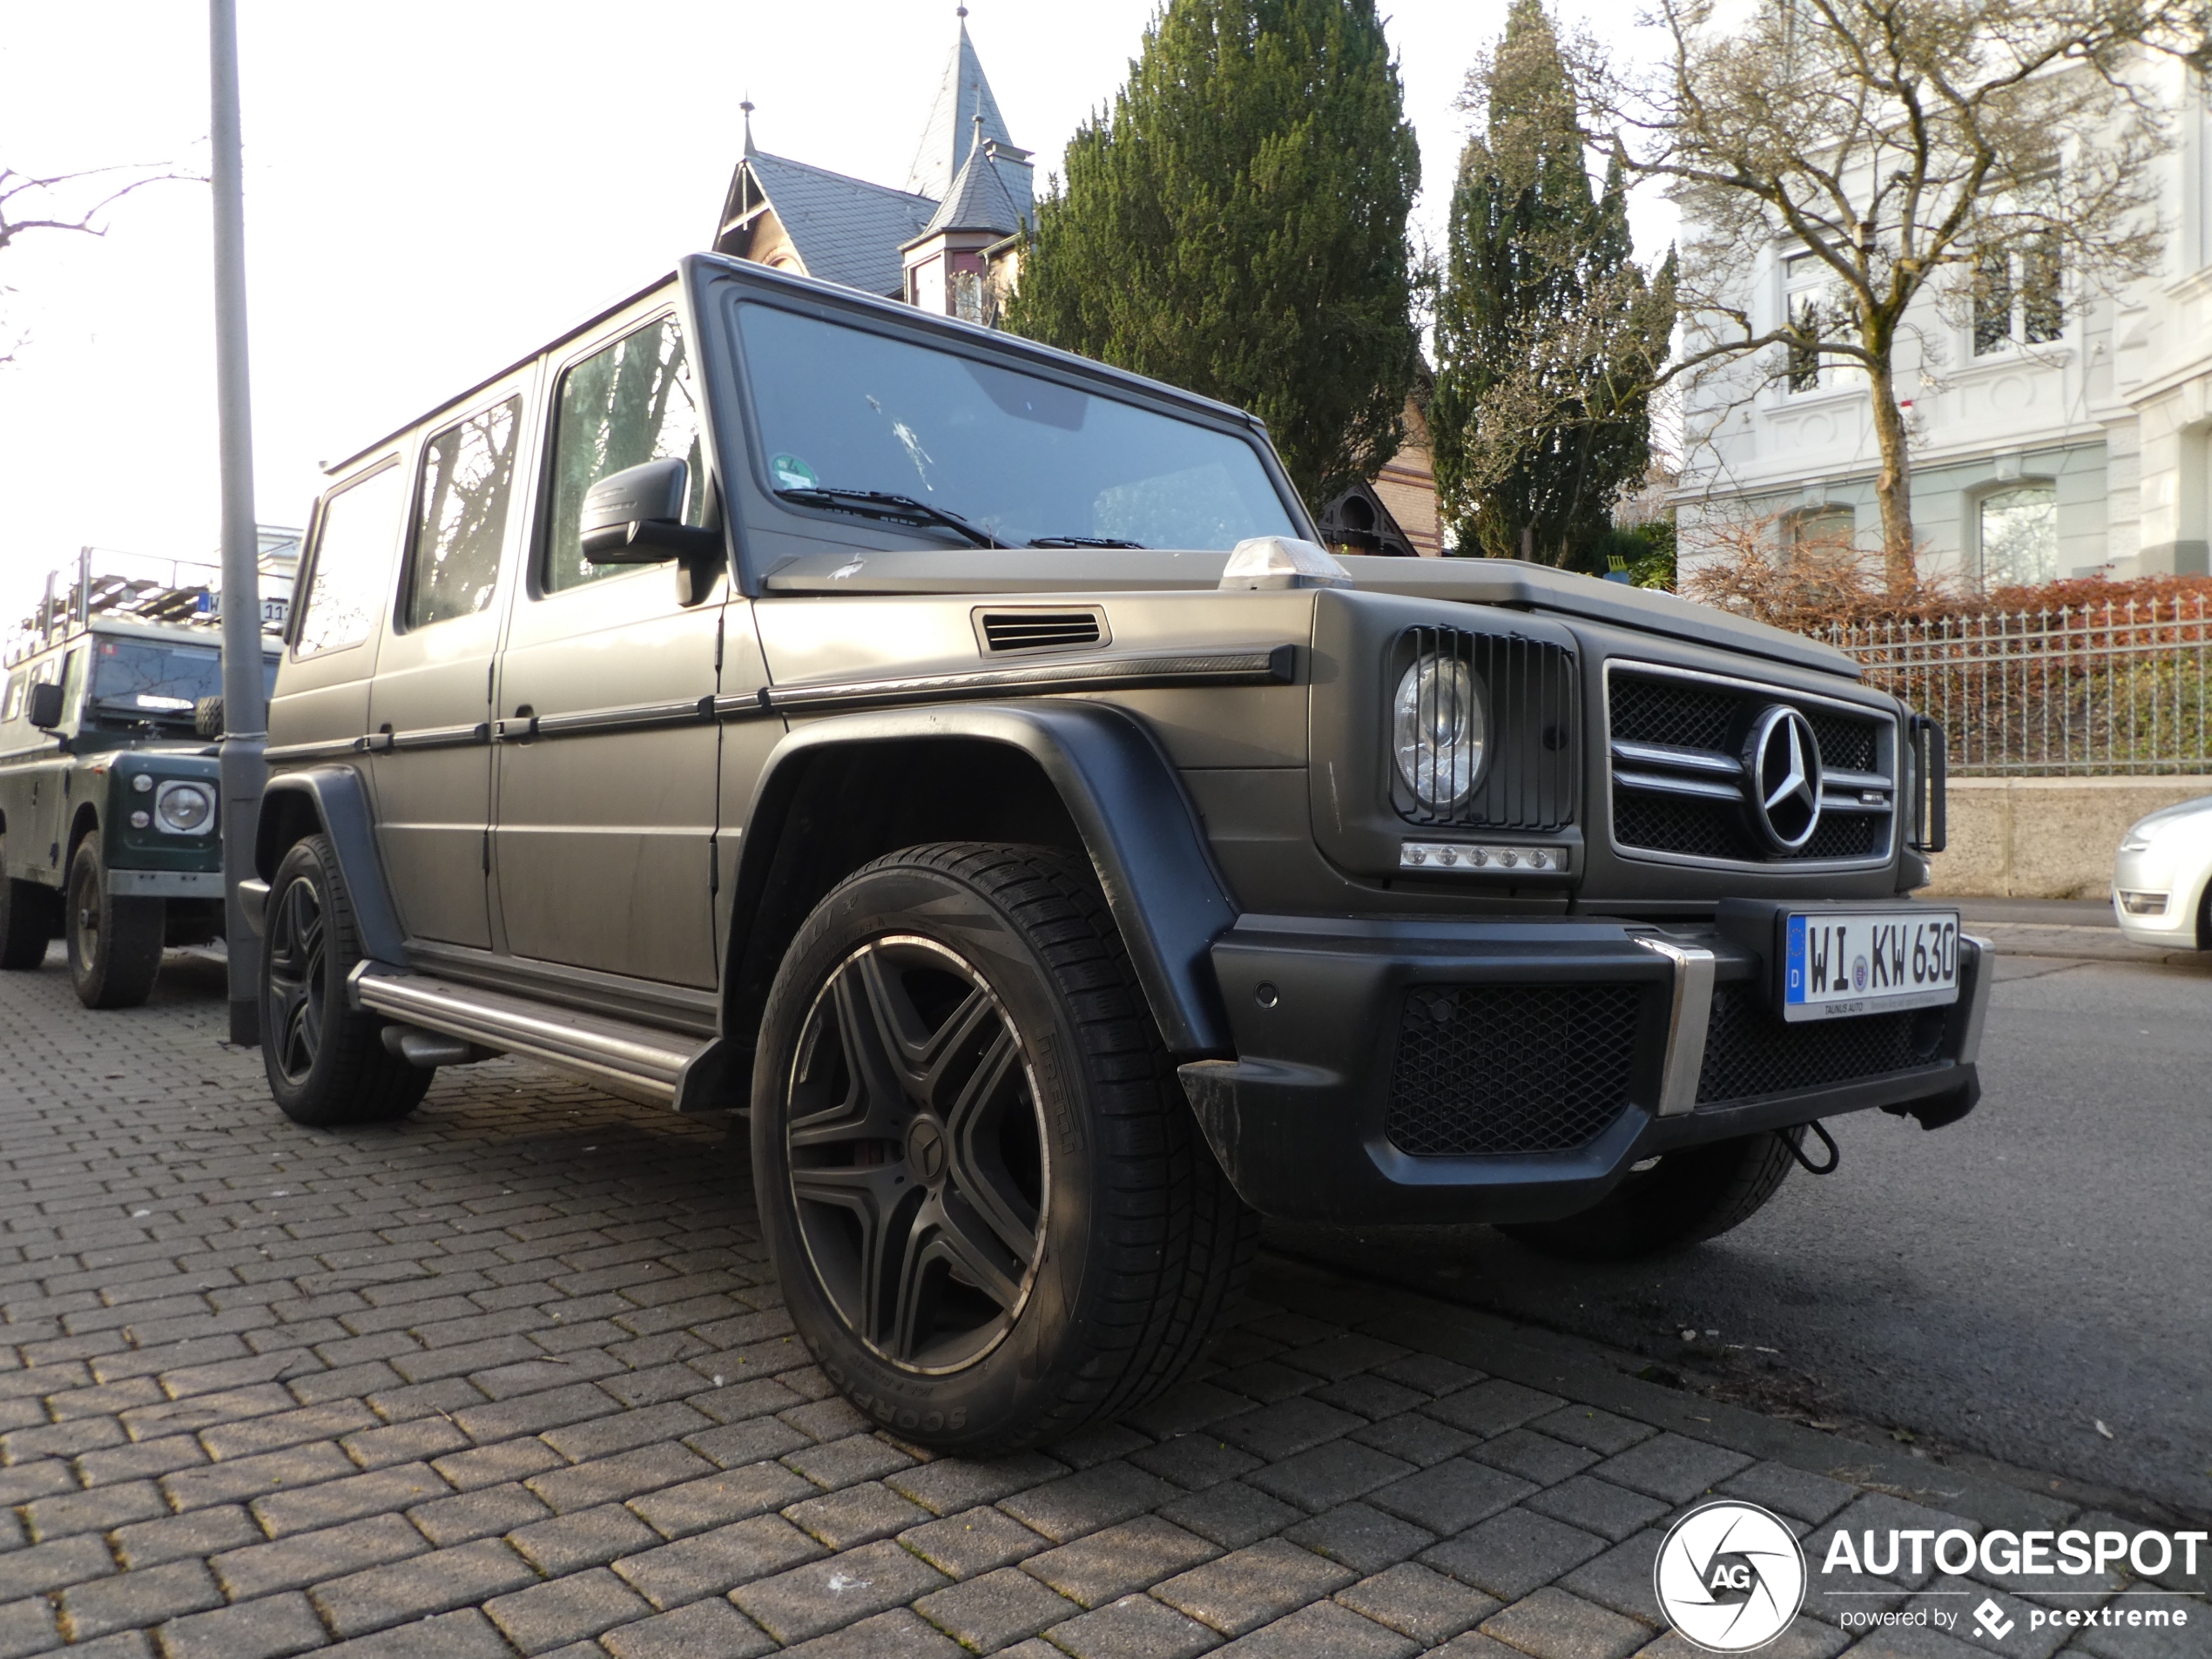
top-left (771, 454), bottom-right (818, 491)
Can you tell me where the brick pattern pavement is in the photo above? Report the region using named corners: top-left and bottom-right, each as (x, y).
top-left (0, 948), bottom-right (2203, 1658)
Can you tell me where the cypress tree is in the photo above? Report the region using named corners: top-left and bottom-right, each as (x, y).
top-left (1430, 0), bottom-right (1672, 563)
top-left (1008, 0), bottom-right (1419, 509)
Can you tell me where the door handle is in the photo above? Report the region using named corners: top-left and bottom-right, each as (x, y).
top-left (496, 705), bottom-right (537, 742)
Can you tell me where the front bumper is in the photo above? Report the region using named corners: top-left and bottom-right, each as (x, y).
top-left (1178, 912), bottom-right (1992, 1225)
top-left (105, 869), bottom-right (225, 900)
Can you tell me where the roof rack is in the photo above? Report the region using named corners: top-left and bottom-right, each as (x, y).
top-left (3, 532), bottom-right (301, 668)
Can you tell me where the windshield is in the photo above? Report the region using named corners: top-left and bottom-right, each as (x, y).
top-left (735, 303), bottom-right (1301, 551)
top-left (87, 637), bottom-right (280, 725)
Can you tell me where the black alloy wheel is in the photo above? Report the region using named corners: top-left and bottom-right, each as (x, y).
top-left (786, 934), bottom-right (1049, 1375)
top-left (259, 833), bottom-right (428, 1127)
top-left (753, 844), bottom-right (1258, 1454)
top-left (265, 872), bottom-right (327, 1086)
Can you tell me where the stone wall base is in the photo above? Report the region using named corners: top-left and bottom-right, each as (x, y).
top-left (1924, 775), bottom-right (2212, 898)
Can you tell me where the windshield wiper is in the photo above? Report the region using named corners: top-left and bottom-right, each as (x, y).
top-left (1028, 536), bottom-right (1147, 550)
top-left (776, 486), bottom-right (1001, 549)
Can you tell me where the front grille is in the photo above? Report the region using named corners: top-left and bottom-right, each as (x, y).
top-left (1392, 627), bottom-right (1577, 831)
top-left (1610, 674), bottom-right (1734, 752)
top-left (1386, 984), bottom-right (1640, 1157)
top-left (1695, 986), bottom-right (1945, 1104)
top-left (1608, 664), bottom-right (1895, 866)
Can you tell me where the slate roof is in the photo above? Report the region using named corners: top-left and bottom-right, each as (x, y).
top-left (905, 23), bottom-right (1015, 202)
top-left (740, 152), bottom-right (939, 298)
top-left (912, 129), bottom-right (1028, 242)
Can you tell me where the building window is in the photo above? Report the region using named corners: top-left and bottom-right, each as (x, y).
top-left (1979, 484), bottom-right (2058, 587)
top-left (1973, 235), bottom-right (2062, 355)
top-left (1783, 253), bottom-right (1830, 392)
top-left (1786, 503), bottom-right (1855, 554)
top-left (2021, 237), bottom-right (2063, 343)
top-left (952, 269), bottom-right (985, 326)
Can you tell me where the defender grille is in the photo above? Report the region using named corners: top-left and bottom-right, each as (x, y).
top-left (1393, 627), bottom-right (1578, 832)
top-left (1695, 986), bottom-right (1946, 1105)
top-left (1607, 665), bottom-right (1895, 867)
top-left (1386, 984), bottom-right (1640, 1157)
top-left (978, 609), bottom-right (1105, 653)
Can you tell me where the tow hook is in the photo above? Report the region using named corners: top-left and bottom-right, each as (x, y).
top-left (1782, 1120), bottom-right (1840, 1175)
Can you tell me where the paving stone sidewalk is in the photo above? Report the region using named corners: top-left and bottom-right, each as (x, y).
top-left (1, 949), bottom-right (2203, 1659)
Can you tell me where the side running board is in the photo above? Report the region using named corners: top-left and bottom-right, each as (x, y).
top-left (348, 963), bottom-right (740, 1114)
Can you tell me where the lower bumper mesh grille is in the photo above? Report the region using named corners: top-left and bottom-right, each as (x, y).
top-left (1695, 986), bottom-right (1946, 1104)
top-left (1386, 984), bottom-right (1641, 1157)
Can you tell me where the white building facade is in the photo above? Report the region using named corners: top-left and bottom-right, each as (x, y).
top-left (1676, 57), bottom-right (2212, 590)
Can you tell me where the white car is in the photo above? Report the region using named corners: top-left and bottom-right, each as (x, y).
top-left (2112, 794), bottom-right (2212, 950)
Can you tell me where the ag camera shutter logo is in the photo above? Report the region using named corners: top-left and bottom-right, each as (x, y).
top-left (1654, 1501), bottom-right (1807, 1652)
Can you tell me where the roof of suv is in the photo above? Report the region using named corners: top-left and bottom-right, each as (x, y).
top-left (323, 255), bottom-right (1273, 479)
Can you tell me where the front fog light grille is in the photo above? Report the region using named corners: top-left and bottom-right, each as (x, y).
top-left (1695, 986), bottom-right (1944, 1105)
top-left (1391, 627), bottom-right (1576, 831)
top-left (1386, 983), bottom-right (1639, 1157)
top-left (2117, 890), bottom-right (2168, 916)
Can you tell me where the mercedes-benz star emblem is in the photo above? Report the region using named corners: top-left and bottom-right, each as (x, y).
top-left (905, 1117), bottom-right (948, 1184)
top-left (1744, 705), bottom-right (1823, 852)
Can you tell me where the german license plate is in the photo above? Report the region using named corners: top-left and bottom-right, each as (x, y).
top-left (1782, 909), bottom-right (1960, 1022)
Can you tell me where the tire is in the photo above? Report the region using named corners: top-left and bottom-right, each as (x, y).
top-left (260, 833), bottom-right (429, 1127)
top-left (752, 843), bottom-right (1257, 1455)
top-left (0, 850), bottom-right (57, 970)
top-left (1497, 1129), bottom-right (1801, 1263)
top-left (65, 840), bottom-right (164, 1008)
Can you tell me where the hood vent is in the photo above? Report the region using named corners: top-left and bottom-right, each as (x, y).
top-left (975, 607), bottom-right (1108, 655)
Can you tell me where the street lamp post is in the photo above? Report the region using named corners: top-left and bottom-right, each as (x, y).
top-left (210, 0), bottom-right (266, 1046)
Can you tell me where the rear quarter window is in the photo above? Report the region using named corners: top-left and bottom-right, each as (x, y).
top-left (297, 462), bottom-right (406, 659)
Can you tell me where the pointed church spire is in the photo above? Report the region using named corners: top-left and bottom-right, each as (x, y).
top-left (905, 9), bottom-right (1014, 201)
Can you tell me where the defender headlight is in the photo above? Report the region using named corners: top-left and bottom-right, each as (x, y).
top-left (1393, 658), bottom-right (1485, 808)
top-left (153, 779), bottom-right (215, 835)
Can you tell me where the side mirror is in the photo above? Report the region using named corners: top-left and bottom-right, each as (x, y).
top-left (579, 459), bottom-right (720, 564)
top-left (26, 681), bottom-right (64, 730)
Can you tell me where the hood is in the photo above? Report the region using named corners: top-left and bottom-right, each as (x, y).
top-left (2127, 793), bottom-right (2212, 839)
top-left (1334, 557), bottom-right (1858, 678)
top-left (759, 547), bottom-right (1858, 677)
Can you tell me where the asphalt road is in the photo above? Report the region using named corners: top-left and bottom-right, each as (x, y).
top-left (1274, 942), bottom-right (2212, 1517)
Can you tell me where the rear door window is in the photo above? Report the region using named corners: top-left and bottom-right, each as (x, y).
top-left (543, 318), bottom-right (703, 593)
top-left (297, 462), bottom-right (406, 659)
top-left (407, 396), bottom-right (523, 628)
top-left (1, 671), bottom-right (23, 724)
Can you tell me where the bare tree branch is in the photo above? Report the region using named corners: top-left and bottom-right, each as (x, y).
top-left (1567, 0), bottom-right (2202, 590)
top-left (0, 163), bottom-right (192, 364)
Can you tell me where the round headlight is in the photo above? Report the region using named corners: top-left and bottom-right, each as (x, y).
top-left (154, 780), bottom-right (215, 835)
top-left (1393, 658), bottom-right (1485, 808)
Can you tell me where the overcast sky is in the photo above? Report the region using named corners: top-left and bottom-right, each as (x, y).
top-left (0, 0), bottom-right (1676, 629)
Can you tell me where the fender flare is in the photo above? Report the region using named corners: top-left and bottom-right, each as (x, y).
top-left (726, 700), bottom-right (1238, 1056)
top-left (255, 768), bottom-right (407, 966)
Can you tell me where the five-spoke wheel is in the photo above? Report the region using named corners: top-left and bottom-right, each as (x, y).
top-left (265, 873), bottom-right (327, 1086)
top-left (786, 936), bottom-right (1048, 1374)
top-left (260, 834), bottom-right (429, 1127)
top-left (753, 844), bottom-right (1257, 1455)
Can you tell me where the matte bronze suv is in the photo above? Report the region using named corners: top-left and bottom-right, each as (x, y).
top-left (246, 255), bottom-right (1988, 1451)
